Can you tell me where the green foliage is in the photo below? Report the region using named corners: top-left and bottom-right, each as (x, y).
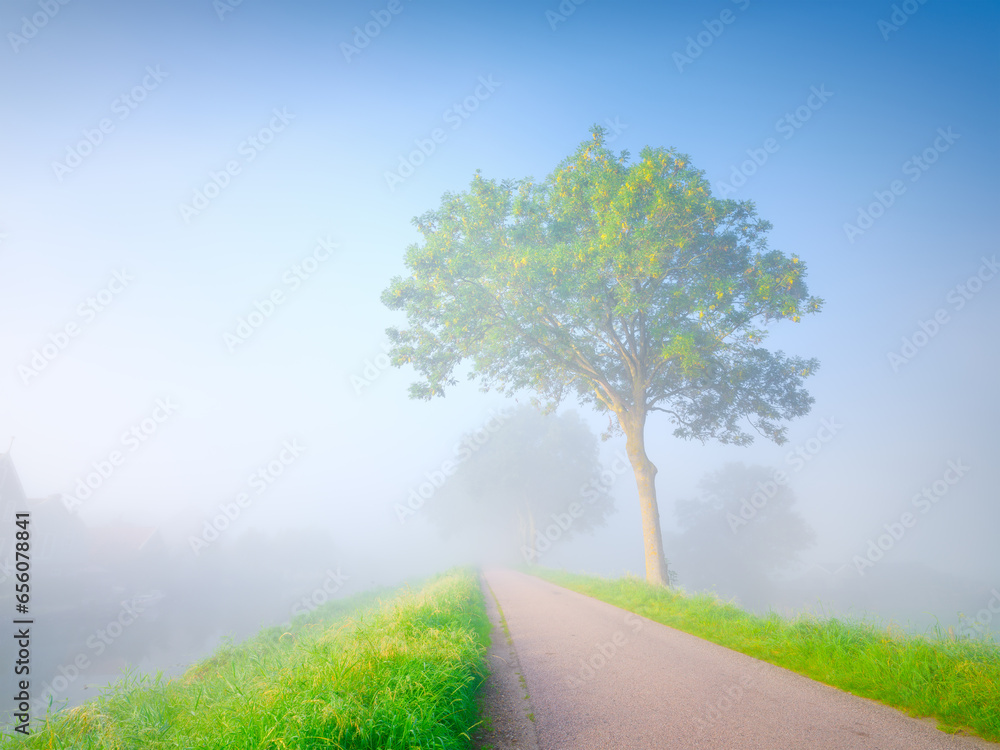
top-left (528, 567), bottom-right (1000, 743)
top-left (382, 127), bottom-right (822, 444)
top-left (1, 569), bottom-right (490, 750)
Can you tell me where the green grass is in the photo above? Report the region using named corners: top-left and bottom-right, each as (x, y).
top-left (2, 568), bottom-right (490, 749)
top-left (526, 567), bottom-right (1000, 743)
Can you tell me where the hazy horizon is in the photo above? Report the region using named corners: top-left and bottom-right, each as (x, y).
top-left (2, 0), bottom-right (998, 719)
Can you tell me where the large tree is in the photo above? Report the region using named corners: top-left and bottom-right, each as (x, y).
top-left (381, 128), bottom-right (822, 586)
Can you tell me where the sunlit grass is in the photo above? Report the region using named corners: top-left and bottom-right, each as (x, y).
top-left (1, 568), bottom-right (490, 749)
top-left (527, 567), bottom-right (1000, 743)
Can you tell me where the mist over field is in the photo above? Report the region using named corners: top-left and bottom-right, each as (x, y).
top-left (1, 0), bottom-right (997, 723)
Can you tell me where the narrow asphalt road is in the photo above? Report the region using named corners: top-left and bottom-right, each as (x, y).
top-left (482, 568), bottom-right (996, 750)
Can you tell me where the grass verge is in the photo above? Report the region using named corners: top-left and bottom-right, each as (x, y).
top-left (2, 567), bottom-right (490, 749)
top-left (527, 567), bottom-right (1000, 743)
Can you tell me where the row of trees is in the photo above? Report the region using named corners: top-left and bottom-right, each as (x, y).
top-left (419, 405), bottom-right (815, 593)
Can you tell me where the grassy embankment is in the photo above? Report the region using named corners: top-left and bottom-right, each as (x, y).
top-left (528, 567), bottom-right (1000, 743)
top-left (1, 568), bottom-right (490, 750)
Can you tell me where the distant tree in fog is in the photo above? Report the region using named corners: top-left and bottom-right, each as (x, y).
top-left (423, 406), bottom-right (614, 561)
top-left (670, 462), bottom-right (815, 597)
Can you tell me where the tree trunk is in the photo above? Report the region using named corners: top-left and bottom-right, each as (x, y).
top-left (622, 409), bottom-right (670, 587)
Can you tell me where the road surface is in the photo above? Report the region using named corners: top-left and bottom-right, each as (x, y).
top-left (480, 568), bottom-right (995, 750)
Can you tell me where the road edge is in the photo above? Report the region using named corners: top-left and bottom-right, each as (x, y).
top-left (472, 571), bottom-right (541, 750)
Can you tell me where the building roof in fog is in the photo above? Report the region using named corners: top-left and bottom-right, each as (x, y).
top-left (0, 451), bottom-right (28, 522)
top-left (1, 453), bottom-right (161, 567)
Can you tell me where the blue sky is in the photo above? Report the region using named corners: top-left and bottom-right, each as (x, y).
top-left (1, 0), bottom-right (998, 626)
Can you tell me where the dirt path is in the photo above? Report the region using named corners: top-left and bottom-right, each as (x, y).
top-left (482, 568), bottom-right (996, 749)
